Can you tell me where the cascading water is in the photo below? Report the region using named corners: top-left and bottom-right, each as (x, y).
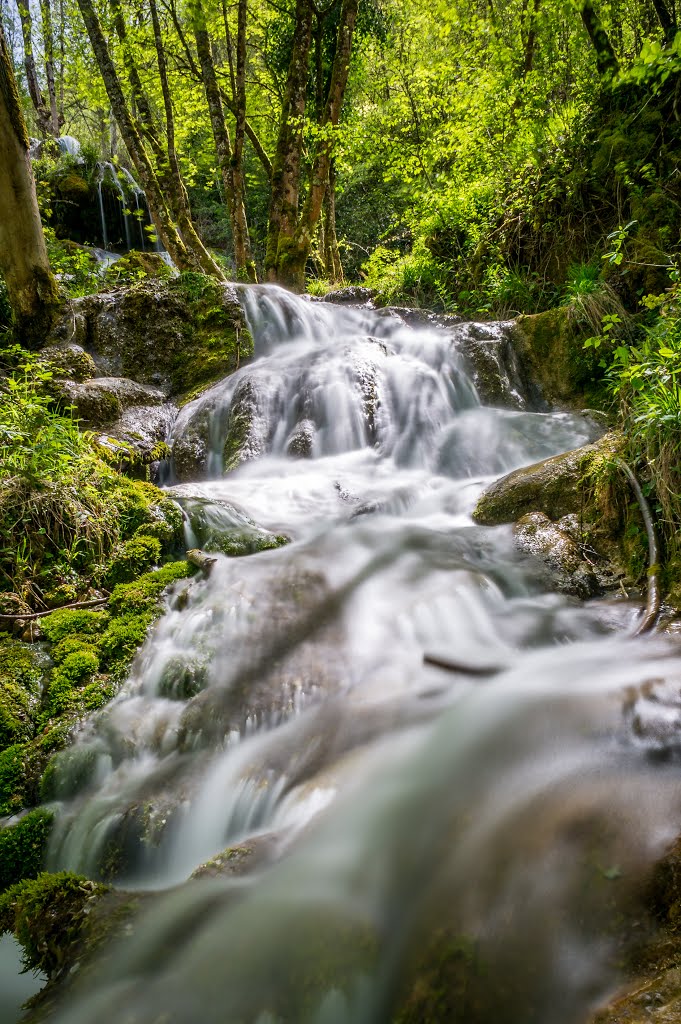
top-left (40, 288), bottom-right (681, 1024)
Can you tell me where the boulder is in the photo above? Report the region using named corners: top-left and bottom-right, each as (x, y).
top-left (473, 431), bottom-right (624, 526)
top-left (48, 277), bottom-right (253, 400)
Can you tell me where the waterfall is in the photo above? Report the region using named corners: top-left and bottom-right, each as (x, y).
top-left (43, 288), bottom-right (681, 1024)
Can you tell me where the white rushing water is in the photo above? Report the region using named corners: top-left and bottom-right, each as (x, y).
top-left (41, 287), bottom-right (681, 1024)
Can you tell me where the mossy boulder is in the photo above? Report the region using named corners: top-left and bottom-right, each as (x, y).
top-left (511, 307), bottom-right (597, 407)
top-left (57, 377), bottom-right (167, 428)
top-left (37, 342), bottom-right (96, 382)
top-left (50, 275), bottom-right (253, 400)
top-left (473, 431), bottom-right (625, 526)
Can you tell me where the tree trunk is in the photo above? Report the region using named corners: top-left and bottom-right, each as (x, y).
top-left (76, 0), bottom-right (218, 276)
top-left (323, 160), bottom-right (343, 283)
top-left (0, 24), bottom-right (60, 345)
top-left (651, 0), bottom-right (677, 43)
top-left (521, 0), bottom-right (541, 77)
top-left (191, 0), bottom-right (254, 280)
top-left (575, 0), bottom-right (620, 80)
top-left (276, 0), bottom-right (358, 290)
top-left (39, 0), bottom-right (59, 134)
top-left (149, 0), bottom-right (224, 279)
top-left (231, 0), bottom-right (256, 281)
top-left (16, 0), bottom-right (52, 136)
top-left (264, 0), bottom-right (314, 282)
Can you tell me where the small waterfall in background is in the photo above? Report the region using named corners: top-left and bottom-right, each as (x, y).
top-left (40, 287), bottom-right (681, 1024)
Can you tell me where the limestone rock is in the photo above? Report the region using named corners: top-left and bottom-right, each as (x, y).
top-left (48, 278), bottom-right (252, 399)
top-left (473, 431), bottom-right (624, 526)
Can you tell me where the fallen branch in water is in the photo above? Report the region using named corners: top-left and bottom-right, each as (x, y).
top-left (619, 460), bottom-right (661, 636)
top-left (422, 653), bottom-right (502, 676)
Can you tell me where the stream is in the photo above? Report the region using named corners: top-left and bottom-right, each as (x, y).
top-left (22, 289), bottom-right (681, 1022)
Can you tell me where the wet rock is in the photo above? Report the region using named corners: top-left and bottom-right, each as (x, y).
top-left (190, 835), bottom-right (280, 880)
top-left (514, 512), bottom-right (601, 598)
top-left (473, 431), bottom-right (623, 526)
top-left (319, 286), bottom-right (375, 306)
top-left (58, 377), bottom-right (167, 426)
top-left (172, 405), bottom-right (211, 481)
top-left (456, 323), bottom-right (540, 410)
top-left (223, 378), bottom-right (269, 472)
top-left (37, 342), bottom-right (97, 382)
top-left (47, 278), bottom-right (252, 399)
top-left (286, 419), bottom-right (315, 457)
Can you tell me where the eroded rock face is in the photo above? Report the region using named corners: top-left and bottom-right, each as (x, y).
top-left (511, 307), bottom-right (596, 407)
top-left (48, 279), bottom-right (253, 399)
top-left (456, 323), bottom-right (541, 410)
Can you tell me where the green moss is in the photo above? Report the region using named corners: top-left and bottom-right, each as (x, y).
top-left (40, 609), bottom-right (110, 644)
top-left (108, 561), bottom-right (193, 618)
top-left (45, 650), bottom-right (100, 718)
top-left (157, 656), bottom-right (208, 700)
top-left (99, 613), bottom-right (153, 672)
top-left (0, 745), bottom-right (27, 817)
top-left (104, 534), bottom-right (162, 588)
top-left (0, 809), bottom-right (54, 893)
top-left (40, 747), bottom-right (99, 802)
top-left (0, 680), bottom-right (37, 750)
top-left (0, 871), bottom-right (107, 978)
top-left (51, 634), bottom-right (102, 665)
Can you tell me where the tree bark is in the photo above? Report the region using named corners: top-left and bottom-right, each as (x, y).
top-left (75, 0), bottom-right (198, 271)
top-left (323, 159), bottom-right (343, 283)
top-left (275, 0), bottom-right (358, 290)
top-left (231, 0), bottom-right (256, 280)
top-left (520, 0), bottom-right (541, 78)
top-left (0, 24), bottom-right (60, 345)
top-left (651, 0), bottom-right (677, 44)
top-left (16, 0), bottom-right (52, 136)
top-left (39, 0), bottom-right (59, 134)
top-left (264, 0), bottom-right (314, 281)
top-left (191, 0), bottom-right (254, 280)
top-left (575, 0), bottom-right (619, 80)
top-left (149, 0), bottom-right (224, 278)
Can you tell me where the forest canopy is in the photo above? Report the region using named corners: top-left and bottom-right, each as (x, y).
top-left (1, 0), bottom-right (679, 309)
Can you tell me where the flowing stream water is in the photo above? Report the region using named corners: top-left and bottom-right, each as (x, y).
top-left (29, 288), bottom-right (681, 1023)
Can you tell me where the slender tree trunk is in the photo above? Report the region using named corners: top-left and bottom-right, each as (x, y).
top-left (323, 160), bottom-right (343, 283)
top-left (149, 0), bottom-right (224, 278)
top-left (521, 0), bottom-right (541, 77)
top-left (231, 0), bottom-right (255, 280)
top-left (16, 0), bottom-right (52, 135)
top-left (574, 0), bottom-right (619, 80)
top-left (276, 0), bottom-right (358, 290)
top-left (0, 24), bottom-right (60, 345)
top-left (264, 0), bottom-right (314, 281)
top-left (75, 0), bottom-right (205, 272)
top-left (191, 0), bottom-right (254, 280)
top-left (39, 0), bottom-right (59, 134)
